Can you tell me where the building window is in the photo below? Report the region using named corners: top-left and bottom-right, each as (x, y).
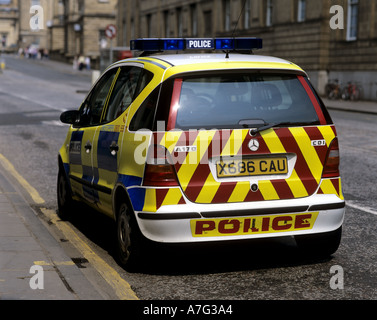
top-left (190, 4), bottom-right (198, 36)
top-left (266, 0), bottom-right (273, 27)
top-left (347, 0), bottom-right (358, 41)
top-left (244, 0), bottom-right (251, 29)
top-left (131, 18), bottom-right (135, 40)
top-left (78, 0), bottom-right (84, 14)
top-left (122, 20), bottom-right (127, 46)
top-left (176, 8), bottom-right (183, 37)
top-left (204, 10), bottom-right (212, 37)
top-left (146, 14), bottom-right (152, 37)
top-left (224, 0), bottom-right (231, 32)
top-left (164, 10), bottom-right (170, 37)
top-left (297, 0), bottom-right (306, 22)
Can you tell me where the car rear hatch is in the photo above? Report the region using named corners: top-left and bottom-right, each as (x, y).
top-left (153, 71), bottom-right (337, 204)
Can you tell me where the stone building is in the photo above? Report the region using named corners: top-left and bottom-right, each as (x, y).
top-left (48, 0), bottom-right (65, 55)
top-left (0, 0), bottom-right (19, 51)
top-left (18, 0), bottom-right (51, 50)
top-left (117, 0), bottom-right (377, 100)
top-left (48, 0), bottom-right (117, 67)
top-left (0, 0), bottom-right (52, 52)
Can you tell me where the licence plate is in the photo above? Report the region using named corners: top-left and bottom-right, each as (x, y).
top-left (216, 157), bottom-right (288, 178)
top-left (191, 212), bottom-right (319, 237)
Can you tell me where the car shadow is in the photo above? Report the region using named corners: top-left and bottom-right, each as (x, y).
top-left (139, 238), bottom-right (332, 276)
top-left (62, 204), bottom-right (333, 276)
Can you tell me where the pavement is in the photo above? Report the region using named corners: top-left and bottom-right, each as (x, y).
top-left (0, 161), bottom-right (107, 300)
top-left (322, 97), bottom-right (377, 115)
top-left (0, 56), bottom-right (139, 301)
top-left (0, 56), bottom-right (106, 300)
top-left (0, 57), bottom-right (377, 300)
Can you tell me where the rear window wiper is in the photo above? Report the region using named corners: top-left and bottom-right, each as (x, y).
top-left (245, 121), bottom-right (319, 135)
top-left (248, 122), bottom-right (285, 135)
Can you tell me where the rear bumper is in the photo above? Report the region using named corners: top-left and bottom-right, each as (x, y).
top-left (135, 193), bottom-right (345, 243)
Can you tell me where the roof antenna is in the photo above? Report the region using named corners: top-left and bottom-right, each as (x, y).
top-left (227, 0), bottom-right (247, 58)
top-left (232, 0), bottom-right (247, 38)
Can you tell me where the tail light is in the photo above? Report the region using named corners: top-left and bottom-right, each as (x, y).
top-left (322, 138), bottom-right (340, 178)
top-left (143, 145), bottom-right (179, 187)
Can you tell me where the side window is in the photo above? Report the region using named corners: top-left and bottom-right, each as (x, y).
top-left (104, 67), bottom-right (154, 122)
top-left (129, 85), bottom-right (160, 131)
top-left (79, 67), bottom-right (119, 126)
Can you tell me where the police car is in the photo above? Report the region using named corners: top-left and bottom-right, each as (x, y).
top-left (58, 38), bottom-right (345, 268)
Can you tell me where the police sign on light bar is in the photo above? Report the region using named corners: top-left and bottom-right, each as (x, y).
top-left (186, 39), bottom-right (214, 49)
top-left (130, 37), bottom-right (262, 52)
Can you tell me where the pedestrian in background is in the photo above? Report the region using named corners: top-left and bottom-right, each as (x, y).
top-left (73, 55), bottom-right (78, 70)
top-left (85, 56), bottom-right (91, 70)
top-left (78, 55), bottom-right (86, 71)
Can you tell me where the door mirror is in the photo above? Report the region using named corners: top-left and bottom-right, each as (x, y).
top-left (60, 110), bottom-right (80, 125)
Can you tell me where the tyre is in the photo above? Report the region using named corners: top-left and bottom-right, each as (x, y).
top-left (115, 202), bottom-right (143, 270)
top-left (295, 226), bottom-right (342, 258)
top-left (57, 168), bottom-right (74, 221)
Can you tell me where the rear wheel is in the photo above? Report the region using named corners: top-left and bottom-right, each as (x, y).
top-left (295, 226), bottom-right (342, 257)
top-left (115, 202), bottom-right (143, 271)
top-left (57, 168), bottom-right (74, 221)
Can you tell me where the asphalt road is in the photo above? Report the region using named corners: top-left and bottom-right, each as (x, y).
top-left (0, 55), bottom-right (376, 300)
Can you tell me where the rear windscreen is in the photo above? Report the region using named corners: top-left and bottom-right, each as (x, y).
top-left (170, 73), bottom-right (328, 130)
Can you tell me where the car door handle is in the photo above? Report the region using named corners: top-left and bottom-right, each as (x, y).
top-left (109, 141), bottom-right (119, 156)
top-left (84, 141), bottom-right (92, 153)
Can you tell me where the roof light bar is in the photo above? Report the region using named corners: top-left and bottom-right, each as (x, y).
top-left (130, 38), bottom-right (262, 52)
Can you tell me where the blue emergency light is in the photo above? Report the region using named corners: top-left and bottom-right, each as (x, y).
top-left (130, 37), bottom-right (262, 52)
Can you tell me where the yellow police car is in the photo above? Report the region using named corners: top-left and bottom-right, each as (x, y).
top-left (58, 38), bottom-right (345, 268)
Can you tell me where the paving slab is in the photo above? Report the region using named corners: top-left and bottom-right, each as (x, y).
top-left (0, 169), bottom-right (104, 300)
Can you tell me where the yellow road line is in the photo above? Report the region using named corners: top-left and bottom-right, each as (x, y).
top-left (0, 153), bottom-right (137, 300)
top-left (34, 260), bottom-right (76, 266)
top-left (41, 208), bottom-right (139, 300)
top-left (0, 153), bottom-right (45, 204)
